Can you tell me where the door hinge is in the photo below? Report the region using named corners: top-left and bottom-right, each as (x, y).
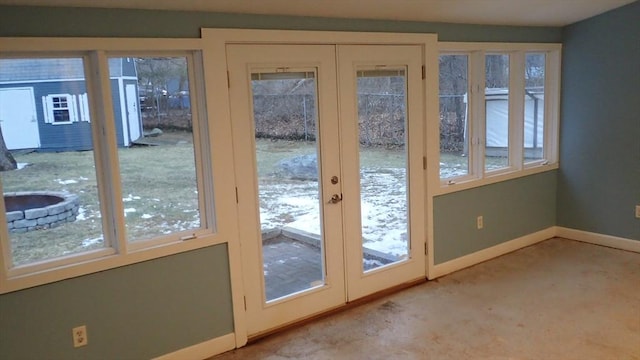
top-left (235, 187), bottom-right (239, 203)
top-left (421, 65), bottom-right (426, 80)
top-left (424, 242), bottom-right (428, 255)
top-left (423, 156), bottom-right (427, 170)
top-left (243, 296), bottom-right (247, 310)
top-left (227, 71), bottom-right (230, 88)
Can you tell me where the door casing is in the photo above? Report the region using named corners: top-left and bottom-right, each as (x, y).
top-left (202, 28), bottom-right (439, 347)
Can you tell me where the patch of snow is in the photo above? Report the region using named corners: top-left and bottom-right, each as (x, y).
top-left (124, 208), bottom-right (136, 216)
top-left (56, 179), bottom-right (78, 185)
top-left (258, 167), bottom-right (410, 257)
top-left (123, 194), bottom-right (142, 202)
top-left (141, 214), bottom-right (153, 219)
top-left (17, 163), bottom-right (29, 170)
top-left (82, 236), bottom-right (103, 247)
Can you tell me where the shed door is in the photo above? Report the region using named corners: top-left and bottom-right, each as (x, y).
top-left (0, 88), bottom-right (40, 150)
top-left (125, 84), bottom-right (141, 142)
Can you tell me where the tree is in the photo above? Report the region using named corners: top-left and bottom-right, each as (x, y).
top-left (0, 126), bottom-right (17, 171)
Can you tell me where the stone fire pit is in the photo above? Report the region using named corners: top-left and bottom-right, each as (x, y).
top-left (4, 191), bottom-right (80, 233)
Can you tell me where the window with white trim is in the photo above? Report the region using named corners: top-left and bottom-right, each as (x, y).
top-left (0, 44), bottom-right (218, 293)
top-left (43, 94), bottom-right (78, 124)
top-left (438, 43), bottom-right (561, 185)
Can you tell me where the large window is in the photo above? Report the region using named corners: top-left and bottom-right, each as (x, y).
top-left (0, 40), bottom-right (221, 293)
top-left (438, 43), bottom-right (561, 186)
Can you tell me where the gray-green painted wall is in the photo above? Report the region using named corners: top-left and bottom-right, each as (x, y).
top-left (0, 5), bottom-right (562, 359)
top-left (0, 5), bottom-right (562, 42)
top-left (434, 171), bottom-right (557, 264)
top-left (0, 245), bottom-right (234, 360)
top-left (558, 1), bottom-right (640, 241)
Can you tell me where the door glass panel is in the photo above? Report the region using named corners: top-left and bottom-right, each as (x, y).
top-left (251, 71), bottom-right (325, 302)
top-left (356, 69), bottom-right (409, 272)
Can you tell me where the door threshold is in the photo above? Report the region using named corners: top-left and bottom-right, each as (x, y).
top-left (247, 276), bottom-right (426, 344)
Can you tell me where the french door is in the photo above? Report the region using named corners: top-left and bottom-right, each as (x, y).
top-left (227, 43), bottom-right (426, 336)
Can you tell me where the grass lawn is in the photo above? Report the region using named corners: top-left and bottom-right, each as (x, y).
top-left (2, 135), bottom-right (505, 267)
top-left (1, 130), bottom-right (199, 266)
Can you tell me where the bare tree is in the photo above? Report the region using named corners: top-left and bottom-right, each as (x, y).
top-left (0, 127), bottom-right (17, 171)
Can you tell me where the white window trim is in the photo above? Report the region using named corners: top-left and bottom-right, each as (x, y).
top-left (0, 37), bottom-right (238, 294)
top-left (432, 42), bottom-right (561, 196)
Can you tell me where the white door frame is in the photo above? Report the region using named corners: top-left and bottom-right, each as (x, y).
top-left (202, 28), bottom-right (438, 347)
top-left (226, 44), bottom-right (346, 336)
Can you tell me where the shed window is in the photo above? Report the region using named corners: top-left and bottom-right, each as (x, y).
top-left (43, 94), bottom-right (78, 124)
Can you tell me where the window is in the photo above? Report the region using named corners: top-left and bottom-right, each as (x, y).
top-left (437, 43), bottom-right (561, 188)
top-left (439, 54), bottom-right (470, 179)
top-left (1, 57), bottom-right (105, 268)
top-left (485, 54), bottom-right (510, 172)
top-left (109, 56), bottom-right (204, 246)
top-left (0, 39), bottom-right (222, 293)
top-left (524, 52), bottom-right (546, 164)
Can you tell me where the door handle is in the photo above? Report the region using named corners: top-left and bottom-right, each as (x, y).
top-left (328, 193), bottom-right (343, 204)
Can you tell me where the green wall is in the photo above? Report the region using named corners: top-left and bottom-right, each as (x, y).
top-left (434, 171), bottom-right (557, 264)
top-left (0, 4), bottom-right (563, 359)
top-left (0, 245), bottom-right (234, 359)
top-left (0, 5), bottom-right (561, 42)
top-left (558, 1), bottom-right (640, 241)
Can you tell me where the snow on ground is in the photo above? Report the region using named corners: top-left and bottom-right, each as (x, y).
top-left (259, 168), bottom-right (409, 257)
top-left (82, 236), bottom-right (103, 247)
top-left (123, 194), bottom-right (142, 202)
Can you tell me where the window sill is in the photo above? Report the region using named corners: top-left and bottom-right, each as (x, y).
top-left (432, 162), bottom-right (558, 197)
top-left (0, 232), bottom-right (227, 294)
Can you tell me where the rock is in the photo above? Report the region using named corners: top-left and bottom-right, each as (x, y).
top-left (277, 154), bottom-right (318, 180)
top-left (144, 128), bottom-right (163, 137)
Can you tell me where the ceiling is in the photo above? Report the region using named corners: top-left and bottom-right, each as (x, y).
top-left (0, 0), bottom-right (635, 26)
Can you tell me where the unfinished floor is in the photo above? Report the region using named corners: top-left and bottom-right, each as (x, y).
top-left (213, 238), bottom-right (640, 359)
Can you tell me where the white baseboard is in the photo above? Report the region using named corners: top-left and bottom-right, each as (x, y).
top-left (152, 333), bottom-right (236, 360)
top-left (555, 226), bottom-right (640, 253)
top-left (430, 227), bottom-right (555, 278)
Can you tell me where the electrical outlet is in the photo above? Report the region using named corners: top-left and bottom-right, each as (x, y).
top-left (477, 215), bottom-right (484, 230)
top-left (636, 205), bottom-right (640, 219)
top-left (72, 325), bottom-right (88, 348)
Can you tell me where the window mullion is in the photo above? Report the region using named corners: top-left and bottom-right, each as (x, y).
top-left (510, 51), bottom-right (525, 171)
top-left (471, 51), bottom-right (485, 178)
top-left (85, 51), bottom-right (128, 254)
top-left (190, 52), bottom-right (216, 232)
top-left (545, 50), bottom-right (561, 164)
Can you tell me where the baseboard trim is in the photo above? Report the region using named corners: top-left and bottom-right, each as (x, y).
top-left (152, 333), bottom-right (236, 360)
top-left (430, 227), bottom-right (555, 278)
top-left (555, 227), bottom-right (640, 253)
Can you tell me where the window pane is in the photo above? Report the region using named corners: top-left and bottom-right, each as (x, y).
top-left (110, 57), bottom-right (202, 242)
top-left (525, 53), bottom-right (545, 162)
top-left (357, 69), bottom-right (409, 271)
top-left (0, 58), bottom-right (105, 267)
top-left (439, 55), bottom-right (470, 179)
top-left (485, 54), bottom-right (510, 171)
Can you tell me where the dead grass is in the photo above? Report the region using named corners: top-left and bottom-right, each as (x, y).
top-left (1, 130), bottom-right (199, 266)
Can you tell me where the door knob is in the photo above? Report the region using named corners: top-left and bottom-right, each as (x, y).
top-left (328, 194), bottom-right (343, 204)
